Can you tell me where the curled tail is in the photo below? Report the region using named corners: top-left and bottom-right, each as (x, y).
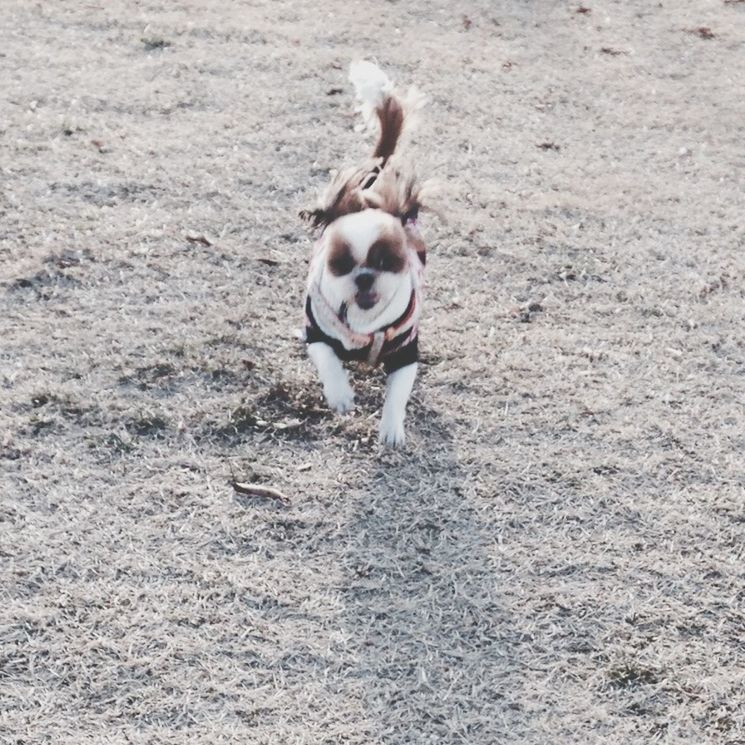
top-left (349, 60), bottom-right (405, 165)
top-left (301, 62), bottom-right (429, 230)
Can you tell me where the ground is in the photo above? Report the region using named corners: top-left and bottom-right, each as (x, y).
top-left (1, 1), bottom-right (745, 743)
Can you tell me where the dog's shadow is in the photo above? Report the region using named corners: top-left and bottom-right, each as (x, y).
top-left (338, 405), bottom-right (515, 741)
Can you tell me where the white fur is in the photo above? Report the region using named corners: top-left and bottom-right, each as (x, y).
top-left (319, 209), bottom-right (412, 334)
top-left (350, 59), bottom-right (426, 144)
top-left (307, 342), bottom-right (354, 413)
top-left (349, 60), bottom-right (392, 111)
top-left (335, 209), bottom-right (384, 259)
top-left (379, 362), bottom-right (418, 447)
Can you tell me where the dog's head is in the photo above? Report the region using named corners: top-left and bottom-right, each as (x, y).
top-left (303, 164), bottom-right (425, 328)
top-left (320, 208), bottom-right (409, 321)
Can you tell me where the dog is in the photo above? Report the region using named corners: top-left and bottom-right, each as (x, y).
top-left (300, 61), bottom-right (430, 447)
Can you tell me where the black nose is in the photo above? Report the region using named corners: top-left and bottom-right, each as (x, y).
top-left (355, 272), bottom-right (374, 291)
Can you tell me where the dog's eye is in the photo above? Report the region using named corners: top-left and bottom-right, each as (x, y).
top-left (328, 247), bottom-right (355, 276)
top-left (372, 253), bottom-right (391, 271)
top-left (367, 240), bottom-right (402, 273)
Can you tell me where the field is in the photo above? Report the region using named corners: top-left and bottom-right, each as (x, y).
top-left (2, 1), bottom-right (744, 743)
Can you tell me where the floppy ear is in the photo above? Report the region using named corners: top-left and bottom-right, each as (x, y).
top-left (300, 166), bottom-right (375, 229)
top-left (298, 206), bottom-right (334, 229)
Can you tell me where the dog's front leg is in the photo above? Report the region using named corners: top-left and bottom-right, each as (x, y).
top-left (307, 342), bottom-right (355, 413)
top-left (379, 362), bottom-right (417, 447)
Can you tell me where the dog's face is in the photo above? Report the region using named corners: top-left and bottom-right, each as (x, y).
top-left (319, 208), bottom-right (410, 328)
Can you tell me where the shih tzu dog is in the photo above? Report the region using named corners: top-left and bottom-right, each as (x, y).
top-left (300, 61), bottom-right (430, 447)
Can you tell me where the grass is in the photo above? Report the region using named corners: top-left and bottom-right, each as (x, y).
top-left (2, 0), bottom-right (744, 742)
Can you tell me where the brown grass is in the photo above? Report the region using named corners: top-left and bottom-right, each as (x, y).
top-left (2, 1), bottom-right (744, 743)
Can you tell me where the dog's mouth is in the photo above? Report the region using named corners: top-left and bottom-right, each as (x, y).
top-left (355, 291), bottom-right (379, 310)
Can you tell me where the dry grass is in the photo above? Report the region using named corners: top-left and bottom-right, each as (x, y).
top-left (2, 1), bottom-right (745, 743)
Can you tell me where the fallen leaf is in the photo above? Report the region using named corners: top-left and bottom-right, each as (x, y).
top-left (688, 26), bottom-right (715, 39)
top-left (142, 37), bottom-right (171, 50)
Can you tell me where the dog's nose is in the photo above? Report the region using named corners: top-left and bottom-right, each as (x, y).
top-left (355, 272), bottom-right (374, 291)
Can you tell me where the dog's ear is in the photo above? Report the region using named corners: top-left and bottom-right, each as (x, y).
top-left (301, 166), bottom-right (375, 229)
top-left (299, 207), bottom-right (333, 229)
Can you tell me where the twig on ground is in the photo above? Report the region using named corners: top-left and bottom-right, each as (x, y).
top-left (185, 234), bottom-right (213, 246)
top-left (231, 479), bottom-right (291, 506)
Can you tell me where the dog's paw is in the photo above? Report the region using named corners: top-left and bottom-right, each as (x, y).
top-left (324, 382), bottom-right (355, 414)
top-left (379, 417), bottom-right (405, 447)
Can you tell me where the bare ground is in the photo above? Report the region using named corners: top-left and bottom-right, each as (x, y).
top-left (2, 1), bottom-right (745, 743)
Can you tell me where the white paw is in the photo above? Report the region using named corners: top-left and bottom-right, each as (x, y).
top-left (379, 416), bottom-right (406, 447)
top-left (325, 382), bottom-right (355, 414)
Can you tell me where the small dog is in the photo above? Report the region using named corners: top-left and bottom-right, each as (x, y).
top-left (300, 61), bottom-right (430, 447)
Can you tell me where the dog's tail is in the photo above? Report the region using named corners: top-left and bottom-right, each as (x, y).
top-left (349, 60), bottom-right (405, 165)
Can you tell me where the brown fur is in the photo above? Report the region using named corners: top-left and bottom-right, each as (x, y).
top-left (326, 221), bottom-right (407, 276)
top-left (301, 86), bottom-right (424, 230)
top-left (326, 233), bottom-right (355, 276)
top-left (363, 167), bottom-right (422, 224)
top-left (365, 228), bottom-right (407, 273)
top-left (302, 164), bottom-right (424, 230)
top-left (374, 96), bottom-right (404, 165)
top-left (300, 167), bottom-right (369, 229)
